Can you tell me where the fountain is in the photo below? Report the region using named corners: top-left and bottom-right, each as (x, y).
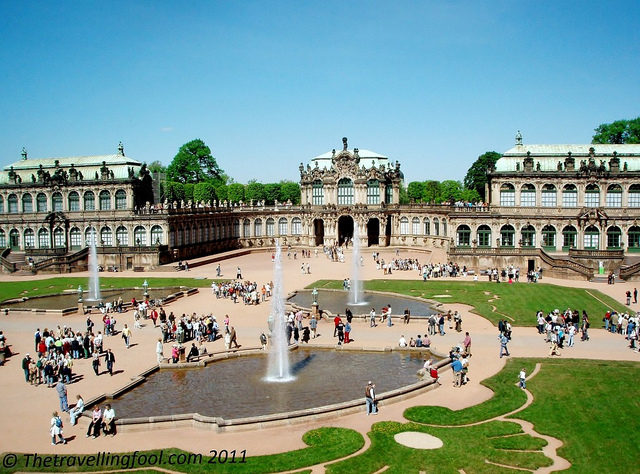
top-left (349, 225), bottom-right (365, 305)
top-left (265, 239), bottom-right (293, 382)
top-left (87, 229), bottom-right (101, 301)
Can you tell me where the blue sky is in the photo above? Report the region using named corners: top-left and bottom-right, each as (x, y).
top-left (1, 1), bottom-right (638, 185)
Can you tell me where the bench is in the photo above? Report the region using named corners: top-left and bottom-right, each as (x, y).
top-left (133, 266), bottom-right (145, 272)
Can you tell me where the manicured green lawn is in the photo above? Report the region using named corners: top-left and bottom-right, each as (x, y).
top-left (309, 279), bottom-right (626, 327)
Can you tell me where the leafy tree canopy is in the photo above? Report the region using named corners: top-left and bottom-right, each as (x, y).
top-left (166, 139), bottom-right (226, 185)
top-left (407, 181), bottom-right (425, 203)
top-left (279, 181), bottom-right (301, 204)
top-left (227, 183), bottom-right (246, 203)
top-left (148, 160), bottom-right (166, 173)
top-left (423, 180), bottom-right (442, 204)
top-left (592, 117), bottom-right (640, 144)
top-left (463, 151), bottom-right (501, 201)
top-left (264, 183), bottom-right (281, 205)
top-left (245, 180), bottom-right (267, 203)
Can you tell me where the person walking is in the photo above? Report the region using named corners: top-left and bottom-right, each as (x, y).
top-left (518, 368), bottom-right (526, 389)
top-left (105, 348), bottom-right (116, 376)
top-left (365, 381), bottom-right (378, 415)
top-left (369, 308), bottom-right (377, 328)
top-left (499, 332), bottom-right (510, 358)
top-left (121, 324), bottom-right (131, 349)
top-left (156, 338), bottom-right (164, 363)
top-left (50, 411), bottom-right (66, 445)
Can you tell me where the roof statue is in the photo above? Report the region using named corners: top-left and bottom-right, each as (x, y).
top-left (342, 137), bottom-right (348, 151)
top-left (21, 147), bottom-right (27, 160)
top-left (515, 130), bottom-right (523, 146)
top-left (118, 142), bottom-right (125, 156)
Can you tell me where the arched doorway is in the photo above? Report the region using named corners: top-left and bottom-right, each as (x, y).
top-left (367, 218), bottom-right (380, 246)
top-left (314, 218), bottom-right (324, 246)
top-left (338, 215), bottom-right (354, 246)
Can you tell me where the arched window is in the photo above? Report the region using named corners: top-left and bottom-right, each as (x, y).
top-left (521, 225), bottom-right (536, 247)
top-left (266, 218), bottom-right (275, 237)
top-left (36, 193), bottom-right (47, 212)
top-left (584, 225), bottom-right (599, 249)
top-left (233, 219), bottom-right (240, 238)
top-left (177, 227), bottom-right (184, 246)
top-left (433, 218), bottom-right (440, 236)
top-left (292, 217), bottom-right (302, 235)
top-left (562, 225), bottom-right (577, 250)
top-left (84, 191), bottom-right (95, 211)
top-left (198, 224), bottom-right (204, 243)
top-left (312, 180), bottom-right (324, 205)
top-left (337, 178), bottom-right (354, 205)
top-left (24, 228), bottom-right (35, 249)
top-left (423, 218), bottom-right (430, 235)
top-left (500, 184), bottom-right (515, 206)
top-left (520, 184), bottom-right (536, 207)
top-left (541, 184), bottom-right (557, 207)
top-left (100, 226), bottom-right (113, 246)
top-left (367, 179), bottom-right (380, 205)
top-left (8, 194), bottom-right (18, 214)
top-left (115, 190), bottom-right (127, 210)
top-left (99, 190), bottom-right (111, 210)
top-left (169, 227), bottom-right (176, 247)
top-left (254, 218), bottom-right (263, 237)
top-left (68, 192), bottom-right (80, 211)
top-left (69, 227), bottom-right (81, 249)
top-left (243, 219), bottom-right (250, 238)
top-left (151, 225), bottom-right (163, 245)
top-left (541, 225), bottom-right (556, 249)
top-left (442, 218), bottom-right (447, 236)
top-left (456, 225), bottom-right (471, 247)
top-left (134, 226), bottom-right (147, 246)
top-left (500, 225), bottom-right (515, 247)
top-left (477, 225), bottom-right (491, 247)
top-left (278, 217), bottom-right (288, 235)
top-left (412, 217), bottom-right (420, 235)
top-left (400, 217), bottom-right (409, 235)
top-left (85, 227), bottom-right (97, 246)
top-left (116, 226), bottom-right (128, 246)
top-left (9, 229), bottom-right (19, 249)
top-left (629, 184), bottom-right (640, 208)
top-left (52, 192), bottom-right (63, 212)
top-left (585, 184), bottom-right (600, 207)
top-left (562, 184), bottom-right (577, 207)
top-left (606, 226), bottom-right (622, 249)
top-left (38, 228), bottom-right (50, 248)
top-left (0, 229), bottom-right (6, 247)
top-left (53, 228), bottom-right (65, 248)
top-left (628, 226), bottom-right (640, 251)
top-left (22, 194), bottom-right (33, 213)
top-left (606, 184), bottom-right (622, 207)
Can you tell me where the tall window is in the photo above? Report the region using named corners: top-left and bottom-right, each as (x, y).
top-left (585, 184), bottom-right (600, 207)
top-left (628, 226), bottom-right (640, 251)
top-left (85, 227), bottom-right (97, 245)
top-left (584, 225), bottom-right (599, 249)
top-left (68, 192), bottom-right (80, 211)
top-left (254, 219), bottom-right (263, 237)
top-left (606, 226), bottom-right (622, 249)
top-left (400, 217), bottom-right (409, 235)
top-left (115, 190), bottom-right (127, 209)
top-left (477, 225), bottom-right (491, 247)
top-left (8, 194), bottom-right (18, 214)
top-left (312, 180), bottom-right (324, 205)
top-left (24, 228), bottom-right (35, 248)
top-left (134, 226), bottom-right (147, 246)
top-left (116, 226), bottom-right (128, 246)
top-left (151, 225), bottom-right (163, 245)
top-left (423, 218), bottom-right (430, 235)
top-left (337, 178), bottom-right (354, 205)
top-left (521, 225), bottom-right (536, 247)
top-left (233, 219), bottom-right (240, 238)
top-left (367, 180), bottom-right (380, 205)
top-left (100, 226), bottom-right (113, 246)
top-left (629, 184), bottom-right (640, 208)
top-left (38, 228), bottom-right (50, 248)
top-left (52, 192), bottom-right (63, 212)
top-left (442, 219), bottom-right (447, 236)
top-left (520, 184), bottom-right (536, 207)
top-left (278, 218), bottom-right (288, 235)
top-left (541, 184), bottom-right (557, 207)
top-left (456, 225), bottom-right (471, 247)
top-left (606, 184), bottom-right (622, 207)
top-left (70, 228), bottom-right (81, 248)
top-left (0, 229), bottom-right (7, 247)
top-left (243, 219), bottom-right (250, 238)
top-left (562, 225), bottom-right (577, 250)
top-left (22, 194), bottom-right (33, 213)
top-left (266, 218), bottom-right (275, 236)
top-left (562, 184), bottom-right (578, 207)
top-left (542, 225), bottom-right (556, 249)
top-left (412, 218), bottom-right (420, 235)
top-left (0, 196), bottom-right (3, 213)
top-left (99, 190), bottom-right (111, 210)
top-left (36, 193), bottom-right (47, 212)
top-left (500, 184), bottom-right (515, 206)
top-left (500, 225), bottom-right (515, 247)
top-left (434, 218), bottom-right (440, 236)
top-left (84, 191), bottom-right (95, 210)
top-left (385, 185), bottom-right (393, 204)
top-left (292, 217), bottom-right (302, 235)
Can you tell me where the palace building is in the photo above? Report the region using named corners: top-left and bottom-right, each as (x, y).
top-left (1, 135), bottom-right (639, 280)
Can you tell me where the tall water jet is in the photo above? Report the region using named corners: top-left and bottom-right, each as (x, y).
top-left (87, 229), bottom-right (101, 301)
top-left (266, 239), bottom-right (293, 382)
top-left (350, 225), bottom-right (364, 304)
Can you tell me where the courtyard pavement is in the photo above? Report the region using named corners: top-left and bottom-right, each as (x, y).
top-left (0, 247), bottom-right (638, 464)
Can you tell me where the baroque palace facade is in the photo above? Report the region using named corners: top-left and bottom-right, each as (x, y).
top-left (1, 136), bottom-right (639, 280)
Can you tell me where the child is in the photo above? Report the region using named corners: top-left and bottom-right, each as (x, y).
top-left (519, 368), bottom-right (526, 389)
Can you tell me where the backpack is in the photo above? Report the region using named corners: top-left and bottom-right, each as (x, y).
top-left (55, 417), bottom-right (62, 428)
top-left (365, 385), bottom-right (372, 398)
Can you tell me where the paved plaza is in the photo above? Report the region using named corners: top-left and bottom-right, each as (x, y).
top-left (0, 247), bottom-right (638, 468)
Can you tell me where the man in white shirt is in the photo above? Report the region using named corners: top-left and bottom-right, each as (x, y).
top-left (398, 335), bottom-right (407, 347)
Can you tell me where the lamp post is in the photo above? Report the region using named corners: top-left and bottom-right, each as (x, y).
top-left (143, 279), bottom-right (149, 301)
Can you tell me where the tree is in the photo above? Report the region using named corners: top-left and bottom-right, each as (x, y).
top-left (163, 181), bottom-right (185, 203)
top-left (194, 182), bottom-right (216, 203)
top-left (245, 180), bottom-right (267, 203)
top-left (423, 180), bottom-right (442, 204)
top-left (279, 181), bottom-right (301, 204)
top-left (264, 183), bottom-right (281, 204)
top-left (215, 184), bottom-right (228, 202)
top-left (463, 151), bottom-right (501, 201)
top-left (166, 139), bottom-right (226, 184)
top-left (592, 117), bottom-right (640, 144)
top-left (398, 184), bottom-right (409, 205)
top-left (148, 160), bottom-right (166, 173)
top-left (439, 180), bottom-right (464, 203)
top-left (407, 181), bottom-right (425, 203)
top-left (227, 183), bottom-right (245, 203)
top-left (184, 183), bottom-right (194, 202)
